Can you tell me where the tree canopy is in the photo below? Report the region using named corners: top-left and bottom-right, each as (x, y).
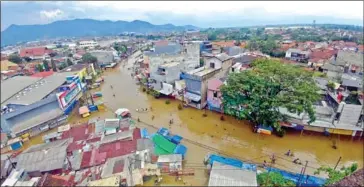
top-left (8, 54), bottom-right (22, 64)
top-left (221, 59), bottom-right (320, 130)
top-left (82, 53), bottom-right (98, 69)
top-left (257, 171), bottom-right (296, 187)
top-left (314, 163), bottom-right (358, 185)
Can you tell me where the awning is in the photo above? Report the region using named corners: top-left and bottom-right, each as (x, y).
top-left (184, 92), bottom-right (201, 102)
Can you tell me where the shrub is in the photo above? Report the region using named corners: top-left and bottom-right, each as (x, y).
top-left (276, 129), bottom-right (286, 137)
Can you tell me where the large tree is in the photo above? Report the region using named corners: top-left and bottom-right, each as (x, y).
top-left (220, 59), bottom-right (320, 130)
top-left (8, 54), bottom-right (22, 64)
top-left (82, 53), bottom-right (98, 69)
top-left (314, 163), bottom-right (358, 185)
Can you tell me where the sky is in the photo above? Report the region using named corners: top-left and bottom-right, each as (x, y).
top-left (1, 1), bottom-right (363, 31)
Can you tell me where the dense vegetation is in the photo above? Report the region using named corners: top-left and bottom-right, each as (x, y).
top-left (221, 59), bottom-right (320, 131)
top-left (257, 171), bottom-right (296, 186)
top-left (314, 163), bottom-right (358, 185)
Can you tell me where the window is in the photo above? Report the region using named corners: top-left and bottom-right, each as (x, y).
top-left (210, 63), bottom-right (215, 69)
top-left (213, 91), bottom-right (218, 98)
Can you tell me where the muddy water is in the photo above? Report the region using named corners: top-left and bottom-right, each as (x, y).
top-left (100, 55), bottom-right (363, 185)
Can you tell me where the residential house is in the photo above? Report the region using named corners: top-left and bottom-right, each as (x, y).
top-left (150, 62), bottom-right (181, 95)
top-left (285, 48), bottom-right (311, 62)
top-left (15, 139), bottom-right (69, 177)
top-left (207, 78), bottom-right (224, 113)
top-left (232, 52), bottom-right (268, 67)
top-left (19, 47), bottom-right (53, 60)
top-left (200, 41), bottom-right (213, 54)
top-left (157, 154), bottom-right (182, 173)
top-left (1, 60), bottom-right (19, 71)
top-left (203, 53), bottom-right (233, 78)
top-left (1, 169), bottom-right (30, 187)
top-left (308, 49), bottom-right (338, 67)
top-left (223, 46), bottom-right (245, 56)
top-left (182, 67), bottom-right (218, 109)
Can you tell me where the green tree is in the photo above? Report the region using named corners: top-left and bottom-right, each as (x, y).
top-left (207, 33), bottom-right (217, 41)
top-left (257, 172), bottom-right (296, 186)
top-left (8, 54), bottom-right (22, 64)
top-left (314, 163), bottom-right (358, 185)
top-left (221, 59), bottom-right (320, 130)
top-left (36, 64), bottom-right (44, 72)
top-left (42, 60), bottom-right (50, 71)
top-left (66, 58), bottom-right (73, 66)
top-left (82, 53), bottom-right (98, 69)
top-left (49, 52), bottom-right (57, 72)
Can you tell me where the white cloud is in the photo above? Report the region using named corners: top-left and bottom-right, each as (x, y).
top-left (74, 1), bottom-right (364, 20)
top-left (39, 9), bottom-right (64, 20)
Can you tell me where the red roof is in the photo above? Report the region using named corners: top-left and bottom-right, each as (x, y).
top-left (80, 128), bottom-right (141, 169)
top-left (154, 40), bottom-right (169, 46)
top-left (208, 78), bottom-right (223, 91)
top-left (19, 47), bottom-right (53, 58)
top-left (61, 124), bottom-right (94, 142)
top-left (310, 49), bottom-right (338, 61)
top-left (38, 173), bottom-right (74, 187)
top-left (31, 70), bottom-right (54, 78)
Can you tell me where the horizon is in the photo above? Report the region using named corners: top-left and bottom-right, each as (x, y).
top-left (1, 1), bottom-right (364, 31)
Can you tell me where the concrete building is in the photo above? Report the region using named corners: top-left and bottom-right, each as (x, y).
top-left (183, 67), bottom-right (218, 109)
top-left (285, 48), bottom-right (311, 62)
top-left (207, 78), bottom-right (224, 113)
top-left (89, 50), bottom-right (115, 67)
top-left (78, 41), bottom-right (98, 48)
top-left (203, 53), bottom-right (233, 79)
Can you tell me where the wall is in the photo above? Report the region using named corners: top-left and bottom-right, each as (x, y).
top-left (205, 58), bottom-right (222, 69)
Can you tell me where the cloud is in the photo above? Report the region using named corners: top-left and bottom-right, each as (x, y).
top-left (39, 9), bottom-right (64, 20)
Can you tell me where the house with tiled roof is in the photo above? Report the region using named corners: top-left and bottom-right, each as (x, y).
top-left (19, 47), bottom-right (53, 60)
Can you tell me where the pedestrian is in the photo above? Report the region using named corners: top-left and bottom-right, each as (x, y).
top-left (113, 94), bottom-right (115, 97)
top-left (263, 160), bottom-right (267, 167)
top-left (285, 150), bottom-right (291, 156)
top-left (271, 154), bottom-right (276, 164)
top-left (152, 115), bottom-right (155, 120)
top-left (137, 117), bottom-right (140, 122)
top-left (110, 85), bottom-right (113, 89)
top-left (150, 107), bottom-right (153, 111)
top-left (145, 108), bottom-right (148, 111)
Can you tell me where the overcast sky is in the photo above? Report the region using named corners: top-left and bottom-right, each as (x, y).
top-left (1, 1), bottom-right (363, 31)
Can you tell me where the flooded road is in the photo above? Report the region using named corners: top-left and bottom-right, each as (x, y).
top-left (100, 54), bottom-right (363, 185)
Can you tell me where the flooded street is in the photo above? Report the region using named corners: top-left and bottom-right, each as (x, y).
top-left (11, 54), bottom-right (363, 186)
top-left (100, 54), bottom-right (363, 185)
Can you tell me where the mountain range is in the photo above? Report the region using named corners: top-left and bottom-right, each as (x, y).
top-left (1, 19), bottom-right (199, 47)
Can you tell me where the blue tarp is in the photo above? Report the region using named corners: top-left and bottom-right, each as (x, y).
top-left (88, 105), bottom-right (98, 112)
top-left (141, 128), bottom-right (150, 139)
top-left (171, 135), bottom-right (183, 144)
top-left (174, 144), bottom-right (187, 159)
top-left (258, 125), bottom-right (273, 131)
top-left (208, 154), bottom-right (257, 171)
top-left (157, 128), bottom-right (169, 137)
top-left (267, 167), bottom-right (326, 186)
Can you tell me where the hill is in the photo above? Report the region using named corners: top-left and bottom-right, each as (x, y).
top-left (1, 19), bottom-right (199, 46)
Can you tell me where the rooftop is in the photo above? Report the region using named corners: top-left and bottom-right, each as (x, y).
top-left (159, 61), bottom-right (180, 68)
top-left (187, 67), bottom-right (216, 77)
top-left (16, 139), bottom-right (69, 173)
top-left (1, 76), bottom-right (41, 104)
top-left (157, 154), bottom-right (182, 163)
top-left (3, 72), bottom-right (75, 106)
top-left (208, 78), bottom-right (224, 91)
top-left (88, 176), bottom-right (120, 186)
top-left (208, 162), bottom-right (258, 186)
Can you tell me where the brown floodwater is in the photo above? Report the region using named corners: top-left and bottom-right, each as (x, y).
top-left (100, 55), bottom-right (363, 185)
top-left (11, 54), bottom-right (363, 186)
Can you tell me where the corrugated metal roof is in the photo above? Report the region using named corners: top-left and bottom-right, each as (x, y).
top-left (16, 140), bottom-right (69, 172)
top-left (338, 104), bottom-right (362, 126)
top-left (208, 162), bottom-right (258, 186)
top-left (1, 76), bottom-right (40, 104)
top-left (157, 154), bottom-right (182, 163)
top-left (100, 130), bottom-right (133, 145)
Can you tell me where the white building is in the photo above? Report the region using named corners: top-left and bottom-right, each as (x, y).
top-left (78, 41), bottom-right (98, 48)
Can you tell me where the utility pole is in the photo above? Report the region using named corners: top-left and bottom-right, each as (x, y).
top-left (297, 161), bottom-right (308, 187)
top-left (334, 156), bottom-right (342, 170)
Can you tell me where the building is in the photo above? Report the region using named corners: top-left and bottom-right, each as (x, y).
top-left (203, 53), bottom-right (233, 78)
top-left (207, 78), bottom-right (224, 113)
top-left (1, 60), bottom-right (19, 71)
top-left (183, 67), bottom-right (218, 109)
top-left (200, 41), bottom-right (213, 53)
top-left (89, 50), bottom-right (115, 67)
top-left (1, 169), bottom-right (30, 187)
top-left (15, 139), bottom-right (69, 177)
top-left (1, 72), bottom-right (84, 137)
top-left (87, 176), bottom-right (121, 186)
top-left (208, 162), bottom-right (258, 186)
top-left (285, 48), bottom-right (311, 62)
top-left (19, 47), bottom-right (53, 60)
top-left (78, 41), bottom-right (98, 48)
top-left (157, 154), bottom-right (182, 173)
top-left (150, 62), bottom-right (181, 94)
